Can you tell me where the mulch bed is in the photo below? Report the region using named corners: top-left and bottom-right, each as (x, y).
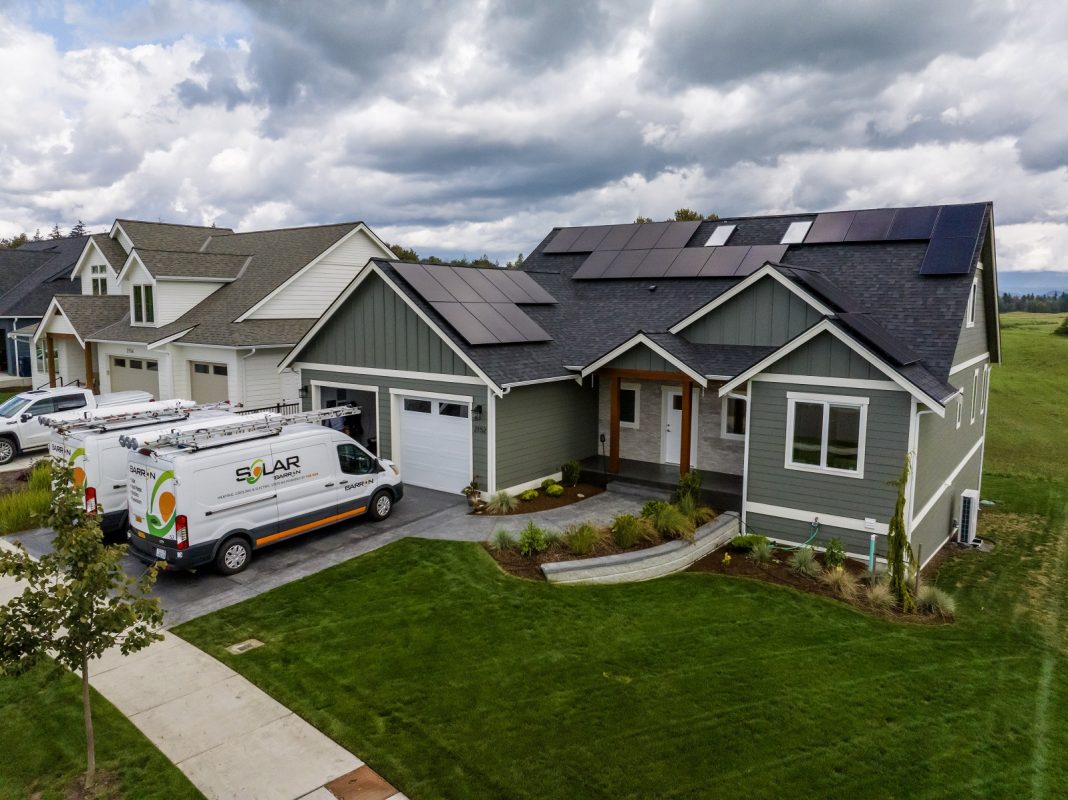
top-left (0, 464), bottom-right (34, 496)
top-left (486, 525), bottom-right (668, 581)
top-left (471, 482), bottom-right (604, 516)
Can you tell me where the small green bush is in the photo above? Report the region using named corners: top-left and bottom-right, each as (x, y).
top-left (821, 567), bottom-right (860, 600)
top-left (824, 538), bottom-right (846, 569)
top-left (564, 522), bottom-right (603, 556)
top-left (0, 486), bottom-right (51, 535)
top-left (518, 522), bottom-right (548, 556)
top-left (543, 531), bottom-right (563, 551)
top-left (790, 546), bottom-right (822, 578)
top-left (541, 478), bottom-right (559, 490)
top-left (673, 470), bottom-right (702, 504)
top-left (730, 533), bottom-right (768, 552)
top-left (865, 582), bottom-right (896, 610)
top-left (649, 503), bottom-right (696, 542)
top-left (518, 489), bottom-right (539, 502)
top-left (610, 513), bottom-right (652, 548)
top-left (545, 484), bottom-right (564, 498)
top-left (641, 499), bottom-right (670, 518)
top-left (561, 460), bottom-right (581, 487)
top-left (27, 459), bottom-right (52, 492)
top-left (675, 493), bottom-right (714, 526)
top-left (749, 537), bottom-right (773, 565)
top-left (485, 490), bottom-right (518, 514)
top-left (916, 585), bottom-right (957, 619)
top-left (489, 529), bottom-right (516, 552)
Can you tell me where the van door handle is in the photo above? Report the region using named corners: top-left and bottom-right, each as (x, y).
top-left (113, 484), bottom-right (125, 490)
top-left (339, 479), bottom-right (350, 484)
top-left (324, 483), bottom-right (335, 488)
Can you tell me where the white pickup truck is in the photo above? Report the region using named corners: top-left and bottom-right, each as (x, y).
top-left (0, 387), bottom-right (154, 464)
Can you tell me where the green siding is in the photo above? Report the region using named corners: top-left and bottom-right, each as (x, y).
top-left (952, 268), bottom-right (991, 365)
top-left (298, 272), bottom-right (474, 376)
top-left (746, 380), bottom-right (911, 553)
top-left (682, 276), bottom-right (823, 346)
top-left (495, 381), bottom-right (598, 489)
top-left (603, 346), bottom-right (678, 373)
top-left (301, 369), bottom-right (489, 484)
top-left (910, 445), bottom-right (983, 567)
top-left (747, 513), bottom-right (889, 559)
top-left (774, 331), bottom-right (884, 380)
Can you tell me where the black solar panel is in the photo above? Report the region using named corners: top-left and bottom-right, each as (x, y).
top-left (454, 268), bottom-right (511, 303)
top-left (501, 270), bottom-right (557, 303)
top-left (844, 208), bottom-right (895, 241)
top-left (918, 237), bottom-right (977, 275)
top-left (462, 302), bottom-right (524, 341)
top-left (624, 221), bottom-right (672, 250)
top-left (663, 248), bottom-right (712, 277)
top-left (886, 206), bottom-right (939, 239)
top-left (573, 250), bottom-right (617, 279)
top-left (391, 262), bottom-right (453, 302)
top-left (568, 225), bottom-right (613, 252)
top-left (836, 313), bottom-right (920, 366)
top-left (429, 302), bottom-right (498, 344)
top-left (597, 224), bottom-right (641, 250)
top-left (490, 302), bottom-right (552, 341)
top-left (699, 246), bottom-right (748, 277)
top-left (542, 227), bottom-right (582, 253)
top-left (736, 244), bottom-right (788, 276)
top-left (655, 221), bottom-right (702, 248)
top-left (430, 266), bottom-right (482, 302)
top-left (932, 203), bottom-right (985, 239)
top-left (804, 212), bottom-right (856, 243)
top-left (631, 248), bottom-right (683, 278)
top-left (602, 249), bottom-right (648, 278)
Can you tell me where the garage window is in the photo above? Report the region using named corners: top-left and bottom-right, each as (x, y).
top-left (194, 364), bottom-right (209, 374)
top-left (147, 361), bottom-right (158, 372)
top-left (403, 398), bottom-right (432, 413)
top-left (114, 357), bottom-right (126, 367)
top-left (439, 402), bottom-right (468, 418)
top-left (129, 360), bottom-right (142, 369)
top-left (213, 365), bottom-right (227, 376)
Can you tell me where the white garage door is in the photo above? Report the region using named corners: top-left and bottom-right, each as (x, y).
top-left (110, 357), bottom-right (160, 397)
top-left (398, 396), bottom-right (471, 493)
top-left (190, 362), bottom-right (229, 403)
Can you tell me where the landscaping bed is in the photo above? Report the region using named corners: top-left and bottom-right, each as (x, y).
top-left (471, 481), bottom-right (603, 516)
top-left (486, 523), bottom-right (660, 580)
top-left (0, 459), bottom-right (51, 535)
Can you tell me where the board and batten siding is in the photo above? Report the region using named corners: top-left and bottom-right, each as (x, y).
top-left (154, 280), bottom-right (221, 326)
top-left (773, 331), bottom-right (884, 380)
top-left (296, 272), bottom-right (474, 377)
top-left (301, 368), bottom-right (489, 484)
top-left (681, 276), bottom-right (823, 346)
top-left (602, 345), bottom-right (678, 374)
top-left (496, 381), bottom-right (598, 490)
top-left (250, 230), bottom-right (391, 320)
top-left (746, 380), bottom-right (911, 557)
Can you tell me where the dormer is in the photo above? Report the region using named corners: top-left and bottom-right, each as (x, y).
top-left (116, 248), bottom-right (246, 327)
top-left (110, 220), bottom-right (135, 254)
top-left (70, 234), bottom-right (126, 296)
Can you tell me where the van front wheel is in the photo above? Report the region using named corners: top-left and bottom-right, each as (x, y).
top-left (215, 537), bottom-right (251, 575)
top-left (369, 490), bottom-right (393, 521)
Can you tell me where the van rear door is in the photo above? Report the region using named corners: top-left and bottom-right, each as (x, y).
top-left (128, 459), bottom-right (177, 548)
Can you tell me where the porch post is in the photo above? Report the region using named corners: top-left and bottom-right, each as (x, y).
top-left (679, 378), bottom-right (693, 477)
top-left (608, 369), bottom-right (621, 473)
top-left (83, 340), bottom-right (95, 392)
top-left (46, 335), bottom-right (56, 388)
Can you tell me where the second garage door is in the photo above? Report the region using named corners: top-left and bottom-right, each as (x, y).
top-left (110, 357), bottom-right (160, 397)
top-left (397, 396), bottom-right (471, 493)
top-left (190, 362), bottom-right (229, 403)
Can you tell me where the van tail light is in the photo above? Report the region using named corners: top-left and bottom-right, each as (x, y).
top-left (85, 487), bottom-right (97, 514)
top-left (176, 515), bottom-right (189, 550)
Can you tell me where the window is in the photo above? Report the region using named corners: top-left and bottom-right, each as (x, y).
top-left (704, 225), bottom-right (735, 247)
top-left (439, 402), bottom-right (468, 418)
top-left (722, 393), bottom-right (747, 439)
top-left (212, 365), bottom-right (227, 376)
top-left (90, 264), bottom-right (107, 295)
top-left (981, 365), bottom-right (990, 415)
top-left (25, 399), bottom-right (56, 417)
top-left (132, 284), bottom-right (154, 324)
top-left (619, 383), bottom-right (639, 428)
top-left (114, 357), bottom-right (126, 367)
top-left (129, 359), bottom-right (142, 370)
top-left (35, 342), bottom-right (57, 374)
top-left (785, 393), bottom-right (868, 478)
top-left (337, 443), bottom-right (375, 475)
top-left (970, 369), bottom-right (979, 423)
top-left (966, 278), bottom-right (978, 328)
top-left (403, 398), bottom-right (432, 413)
top-left (781, 220), bottom-right (812, 244)
top-left (956, 394), bottom-right (963, 429)
top-left (147, 361), bottom-right (159, 372)
top-left (193, 363), bottom-right (209, 374)
top-left (55, 395), bottom-right (87, 412)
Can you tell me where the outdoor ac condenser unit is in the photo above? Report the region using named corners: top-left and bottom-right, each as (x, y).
top-left (958, 489), bottom-right (980, 545)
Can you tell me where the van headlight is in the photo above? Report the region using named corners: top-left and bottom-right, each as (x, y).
top-left (390, 464), bottom-right (400, 476)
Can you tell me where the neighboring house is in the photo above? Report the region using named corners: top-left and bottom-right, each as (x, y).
top-left (282, 203), bottom-right (999, 567)
top-left (31, 218), bottom-right (394, 408)
top-left (0, 236), bottom-right (91, 382)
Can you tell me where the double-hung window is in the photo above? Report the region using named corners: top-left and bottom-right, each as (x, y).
top-left (90, 264), bottom-right (107, 295)
top-left (132, 284), bottom-right (155, 324)
top-left (966, 278), bottom-right (978, 327)
top-left (619, 383), bottom-right (640, 429)
top-left (970, 369), bottom-right (980, 423)
top-left (721, 393), bottom-right (747, 440)
top-left (785, 392), bottom-right (868, 478)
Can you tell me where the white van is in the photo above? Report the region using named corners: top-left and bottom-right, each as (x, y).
top-left (125, 411), bottom-right (403, 574)
top-left (48, 406), bottom-right (238, 536)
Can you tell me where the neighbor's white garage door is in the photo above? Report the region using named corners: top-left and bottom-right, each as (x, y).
top-left (110, 356), bottom-right (160, 397)
top-left (397, 395), bottom-right (471, 493)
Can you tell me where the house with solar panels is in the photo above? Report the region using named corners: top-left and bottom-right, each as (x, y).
top-left (281, 203), bottom-right (999, 565)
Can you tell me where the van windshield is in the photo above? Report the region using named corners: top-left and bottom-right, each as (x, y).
top-left (0, 396), bottom-right (31, 418)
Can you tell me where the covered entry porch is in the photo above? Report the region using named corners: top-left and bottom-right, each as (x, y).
top-left (580, 455), bottom-right (744, 512)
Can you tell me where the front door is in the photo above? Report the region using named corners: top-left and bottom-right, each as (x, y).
top-left (661, 387), bottom-right (697, 466)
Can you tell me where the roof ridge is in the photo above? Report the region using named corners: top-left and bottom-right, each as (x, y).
top-left (133, 247), bottom-right (253, 257)
top-left (115, 219), bottom-right (235, 232)
top-left (224, 221), bottom-right (362, 236)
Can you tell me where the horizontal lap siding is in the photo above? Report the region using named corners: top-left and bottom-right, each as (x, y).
top-left (241, 351), bottom-right (300, 408)
top-left (496, 381), bottom-right (598, 489)
top-left (747, 380), bottom-right (910, 525)
top-left (953, 265), bottom-right (991, 365)
top-left (682, 277), bottom-right (822, 346)
top-left (911, 445), bottom-right (983, 565)
top-left (747, 512), bottom-right (888, 559)
top-left (155, 280), bottom-right (219, 326)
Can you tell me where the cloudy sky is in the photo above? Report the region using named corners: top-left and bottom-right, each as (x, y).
top-left (0, 0), bottom-right (1066, 269)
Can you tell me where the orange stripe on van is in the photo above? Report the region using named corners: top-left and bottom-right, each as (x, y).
top-left (255, 507), bottom-right (367, 547)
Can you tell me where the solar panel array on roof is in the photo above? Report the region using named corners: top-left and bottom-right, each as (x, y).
top-left (392, 262), bottom-right (554, 345)
top-left (705, 224), bottom-right (735, 246)
top-left (573, 244), bottom-right (788, 280)
top-left (543, 221), bottom-right (702, 253)
top-left (802, 204), bottom-right (987, 255)
top-left (918, 203), bottom-right (986, 275)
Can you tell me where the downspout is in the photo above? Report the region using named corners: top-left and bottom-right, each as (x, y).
top-left (907, 405), bottom-right (937, 540)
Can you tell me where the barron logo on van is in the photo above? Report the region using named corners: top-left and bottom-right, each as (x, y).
top-left (236, 456), bottom-right (301, 484)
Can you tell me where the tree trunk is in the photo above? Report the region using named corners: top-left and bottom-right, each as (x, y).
top-left (82, 656), bottom-right (95, 789)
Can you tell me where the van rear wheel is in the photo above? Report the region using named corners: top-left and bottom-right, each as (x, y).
top-left (369, 490), bottom-right (393, 521)
top-left (215, 537), bottom-right (251, 575)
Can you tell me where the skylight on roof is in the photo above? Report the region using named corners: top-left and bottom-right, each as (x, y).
top-left (781, 221), bottom-right (812, 244)
top-left (705, 225), bottom-right (735, 247)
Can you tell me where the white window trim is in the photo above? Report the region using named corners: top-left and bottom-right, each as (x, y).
top-left (980, 364), bottom-right (990, 415)
top-left (955, 394), bottom-right (963, 429)
top-left (966, 278), bottom-right (978, 328)
top-left (970, 368), bottom-right (979, 424)
top-left (784, 391), bottom-right (869, 480)
top-left (721, 392), bottom-right (747, 441)
top-left (619, 382), bottom-right (640, 429)
top-left (131, 283), bottom-right (155, 326)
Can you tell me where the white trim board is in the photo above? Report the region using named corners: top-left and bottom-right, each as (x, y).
top-left (499, 471), bottom-right (564, 496)
top-left (387, 387), bottom-right (476, 403)
top-left (783, 391), bottom-right (869, 480)
top-left (949, 352), bottom-right (990, 375)
top-left (579, 332), bottom-right (707, 387)
top-left (910, 436), bottom-right (985, 529)
top-left (292, 362), bottom-right (487, 386)
top-left (310, 379), bottom-right (381, 462)
top-left (752, 374), bottom-right (898, 391)
top-left (746, 501), bottom-right (889, 536)
top-left (500, 374), bottom-right (576, 389)
top-left (763, 536), bottom-right (888, 567)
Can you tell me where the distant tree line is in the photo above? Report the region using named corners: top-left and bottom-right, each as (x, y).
top-left (999, 292), bottom-right (1068, 313)
top-left (1, 221), bottom-right (89, 249)
top-left (388, 244), bottom-right (526, 270)
top-left (635, 208), bottom-right (720, 223)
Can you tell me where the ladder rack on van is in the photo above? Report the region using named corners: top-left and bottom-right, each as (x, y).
top-left (135, 406), bottom-right (361, 452)
top-left (42, 402), bottom-right (231, 433)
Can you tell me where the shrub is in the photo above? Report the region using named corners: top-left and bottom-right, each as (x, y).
top-left (649, 503), bottom-right (696, 542)
top-left (675, 493), bottom-right (714, 526)
top-left (543, 531), bottom-right (563, 551)
top-left (545, 484), bottom-right (564, 497)
top-left (488, 529), bottom-right (516, 552)
top-left (564, 522), bottom-right (603, 556)
top-left (611, 513), bottom-right (654, 549)
top-left (641, 499), bottom-right (670, 518)
top-left (27, 460), bottom-right (52, 492)
top-left (673, 469), bottom-right (702, 504)
top-left (865, 581), bottom-right (896, 610)
top-left (541, 478), bottom-right (559, 490)
top-left (749, 537), bottom-right (773, 565)
top-left (0, 486), bottom-right (51, 535)
top-left (821, 566), bottom-right (860, 600)
top-left (561, 460), bottom-right (581, 487)
top-left (730, 533), bottom-right (768, 552)
top-left (485, 490), bottom-right (518, 514)
top-left (1055, 316), bottom-right (1068, 336)
top-left (518, 489), bottom-right (539, 502)
top-left (916, 585), bottom-right (957, 619)
top-left (517, 522), bottom-right (548, 556)
top-left (790, 546), bottom-right (822, 578)
top-left (824, 537), bottom-right (846, 569)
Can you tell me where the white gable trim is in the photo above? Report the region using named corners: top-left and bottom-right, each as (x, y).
top-left (278, 261), bottom-right (502, 395)
top-left (667, 264), bottom-right (835, 334)
top-left (578, 333), bottom-right (708, 387)
top-left (235, 223), bottom-right (394, 322)
top-left (69, 238), bottom-right (107, 281)
top-left (717, 319), bottom-right (946, 415)
top-left (109, 221), bottom-right (134, 254)
top-left (145, 328), bottom-right (196, 349)
top-left (32, 297), bottom-right (86, 348)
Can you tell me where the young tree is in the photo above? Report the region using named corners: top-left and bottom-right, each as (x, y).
top-left (673, 208), bottom-right (704, 221)
top-left (885, 454), bottom-right (915, 612)
top-left (0, 462), bottom-right (163, 789)
top-left (388, 242), bottom-right (420, 262)
top-left (634, 215), bottom-right (653, 224)
top-left (68, 220), bottom-right (88, 237)
top-left (1, 232), bottom-right (28, 249)
top-left (32, 227), bottom-right (43, 241)
top-left (506, 253), bottom-right (524, 270)
top-left (48, 223), bottom-right (63, 239)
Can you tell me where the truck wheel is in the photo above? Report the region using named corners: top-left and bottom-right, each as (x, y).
top-left (369, 490), bottom-right (393, 521)
top-left (215, 536), bottom-right (251, 575)
top-left (0, 437), bottom-right (17, 466)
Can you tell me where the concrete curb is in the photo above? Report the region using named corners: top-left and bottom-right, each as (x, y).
top-left (541, 512), bottom-right (740, 585)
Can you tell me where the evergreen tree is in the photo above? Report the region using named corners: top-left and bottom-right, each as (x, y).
top-left (506, 253), bottom-right (524, 270)
top-left (68, 220), bottom-right (88, 237)
top-left (32, 228), bottom-right (42, 241)
top-left (48, 224), bottom-right (63, 239)
top-left (886, 454), bottom-right (915, 612)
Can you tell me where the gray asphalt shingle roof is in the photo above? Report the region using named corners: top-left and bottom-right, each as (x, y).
top-left (132, 249), bottom-right (250, 281)
top-left (114, 220), bottom-right (233, 251)
top-left (53, 295), bottom-right (130, 341)
top-left (0, 236), bottom-right (91, 317)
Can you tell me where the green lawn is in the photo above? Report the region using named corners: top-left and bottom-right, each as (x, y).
top-left (174, 315), bottom-right (1068, 799)
top-left (0, 663), bottom-right (202, 799)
